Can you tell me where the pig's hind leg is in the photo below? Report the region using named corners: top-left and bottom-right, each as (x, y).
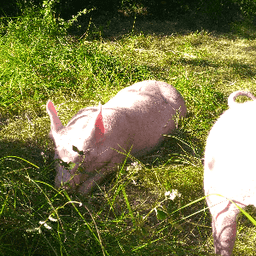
top-left (208, 199), bottom-right (241, 256)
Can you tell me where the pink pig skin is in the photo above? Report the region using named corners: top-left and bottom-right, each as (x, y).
top-left (204, 91), bottom-right (256, 256)
top-left (46, 80), bottom-right (186, 194)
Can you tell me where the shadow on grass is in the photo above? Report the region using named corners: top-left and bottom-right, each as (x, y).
top-left (166, 56), bottom-right (256, 81)
top-left (0, 139), bottom-right (55, 183)
top-left (230, 61), bottom-right (256, 78)
top-left (0, 139), bottom-right (47, 162)
top-left (0, 137), bottom-right (211, 255)
top-left (75, 12), bottom-right (256, 41)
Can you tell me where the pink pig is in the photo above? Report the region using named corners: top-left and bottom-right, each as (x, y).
top-left (204, 90), bottom-right (256, 255)
top-left (46, 80), bottom-right (186, 194)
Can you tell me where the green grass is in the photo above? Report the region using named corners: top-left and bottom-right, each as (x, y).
top-left (1, 3), bottom-right (256, 256)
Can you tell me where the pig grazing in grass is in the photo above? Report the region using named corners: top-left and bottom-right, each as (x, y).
top-left (204, 90), bottom-right (256, 256)
top-left (46, 80), bottom-right (186, 194)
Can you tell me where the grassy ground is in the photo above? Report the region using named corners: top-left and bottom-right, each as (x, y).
top-left (1, 3), bottom-right (256, 256)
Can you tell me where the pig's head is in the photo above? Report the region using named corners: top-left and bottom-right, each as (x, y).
top-left (46, 100), bottom-right (106, 190)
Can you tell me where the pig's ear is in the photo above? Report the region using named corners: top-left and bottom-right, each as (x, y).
top-left (46, 100), bottom-right (63, 132)
top-left (94, 103), bottom-right (105, 144)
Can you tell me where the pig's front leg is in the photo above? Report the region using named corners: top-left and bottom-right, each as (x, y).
top-left (77, 161), bottom-right (120, 194)
top-left (77, 171), bottom-right (106, 194)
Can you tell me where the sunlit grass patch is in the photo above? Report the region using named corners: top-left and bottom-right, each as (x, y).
top-left (1, 3), bottom-right (256, 255)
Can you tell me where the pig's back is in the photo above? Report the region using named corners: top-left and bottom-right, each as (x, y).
top-left (103, 80), bottom-right (186, 156)
top-left (105, 80), bottom-right (186, 116)
top-left (204, 100), bottom-right (256, 204)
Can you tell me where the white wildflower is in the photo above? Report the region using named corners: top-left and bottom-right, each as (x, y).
top-left (43, 222), bottom-right (52, 230)
top-left (165, 189), bottom-right (181, 200)
top-left (39, 220), bottom-right (52, 230)
top-left (66, 201), bottom-right (83, 207)
top-left (127, 161), bottom-right (142, 171)
top-left (165, 191), bottom-right (170, 197)
top-left (49, 215), bottom-right (58, 222)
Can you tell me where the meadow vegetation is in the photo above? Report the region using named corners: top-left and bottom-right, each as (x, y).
top-left (1, 1), bottom-right (256, 255)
